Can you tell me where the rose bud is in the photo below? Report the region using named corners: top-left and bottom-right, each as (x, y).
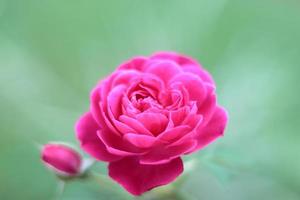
top-left (41, 143), bottom-right (82, 177)
top-left (76, 51), bottom-right (228, 195)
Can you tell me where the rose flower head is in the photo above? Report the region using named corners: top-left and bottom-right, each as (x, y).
top-left (76, 51), bottom-right (228, 195)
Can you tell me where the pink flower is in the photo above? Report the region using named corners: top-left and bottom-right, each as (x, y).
top-left (76, 52), bottom-right (228, 195)
top-left (41, 143), bottom-right (82, 176)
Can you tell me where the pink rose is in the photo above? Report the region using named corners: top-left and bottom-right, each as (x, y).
top-left (76, 52), bottom-right (228, 195)
top-left (41, 143), bottom-right (82, 176)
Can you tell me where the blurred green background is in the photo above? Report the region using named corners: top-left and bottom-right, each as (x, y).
top-left (1, 0), bottom-right (300, 199)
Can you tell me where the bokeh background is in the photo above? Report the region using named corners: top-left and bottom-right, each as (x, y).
top-left (1, 0), bottom-right (300, 199)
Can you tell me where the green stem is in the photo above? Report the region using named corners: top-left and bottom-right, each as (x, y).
top-left (53, 180), bottom-right (65, 200)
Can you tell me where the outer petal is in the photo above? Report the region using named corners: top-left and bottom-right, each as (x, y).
top-left (90, 86), bottom-right (119, 135)
top-left (145, 60), bottom-right (182, 84)
top-left (182, 64), bottom-right (215, 84)
top-left (118, 56), bottom-right (148, 71)
top-left (111, 70), bottom-right (142, 87)
top-left (151, 51), bottom-right (214, 84)
top-left (193, 107), bottom-right (228, 151)
top-left (107, 85), bottom-right (126, 118)
top-left (198, 92), bottom-right (216, 125)
top-left (151, 51), bottom-right (198, 66)
top-left (75, 112), bottom-right (121, 162)
top-left (108, 157), bottom-right (183, 196)
top-left (90, 85), bottom-right (103, 126)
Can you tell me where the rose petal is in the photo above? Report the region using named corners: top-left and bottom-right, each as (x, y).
top-left (99, 102), bottom-right (120, 135)
top-left (193, 107), bottom-right (228, 151)
top-left (145, 60), bottom-right (182, 84)
top-left (90, 85), bottom-right (104, 126)
top-left (140, 140), bottom-right (197, 165)
top-left (107, 85), bottom-right (126, 118)
top-left (170, 106), bottom-right (190, 126)
top-left (136, 113), bottom-right (168, 136)
top-left (140, 73), bottom-right (165, 93)
top-left (106, 93), bottom-right (137, 135)
top-left (97, 130), bottom-right (145, 156)
top-left (151, 51), bottom-right (198, 66)
top-left (169, 82), bottom-right (190, 107)
top-left (108, 157), bottom-right (183, 196)
top-left (182, 64), bottom-right (215, 84)
top-left (119, 115), bottom-right (153, 136)
top-left (197, 85), bottom-right (217, 125)
top-left (182, 114), bottom-right (203, 129)
top-left (151, 51), bottom-right (214, 85)
top-left (170, 72), bottom-right (207, 105)
top-left (90, 85), bottom-right (121, 136)
top-left (113, 119), bottom-right (137, 134)
top-left (123, 134), bottom-right (158, 148)
top-left (118, 56), bottom-right (148, 71)
top-left (158, 125), bottom-right (191, 142)
top-left (75, 112), bottom-right (121, 161)
top-left (111, 70), bottom-right (142, 87)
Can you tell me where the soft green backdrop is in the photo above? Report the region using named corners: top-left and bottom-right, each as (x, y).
top-left (0, 0), bottom-right (299, 199)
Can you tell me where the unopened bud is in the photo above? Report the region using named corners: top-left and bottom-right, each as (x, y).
top-left (41, 143), bottom-right (82, 177)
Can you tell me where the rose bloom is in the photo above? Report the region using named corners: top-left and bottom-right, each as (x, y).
top-left (76, 52), bottom-right (228, 195)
